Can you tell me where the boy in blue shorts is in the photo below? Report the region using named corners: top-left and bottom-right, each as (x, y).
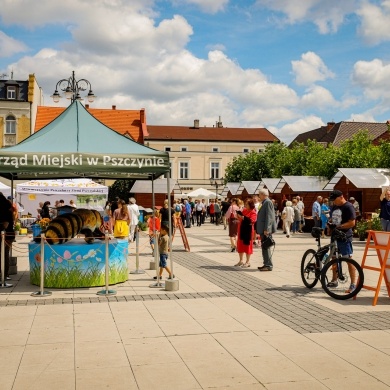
top-left (154, 224), bottom-right (174, 280)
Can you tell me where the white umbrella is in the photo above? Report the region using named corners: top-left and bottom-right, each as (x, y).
top-left (186, 187), bottom-right (218, 198)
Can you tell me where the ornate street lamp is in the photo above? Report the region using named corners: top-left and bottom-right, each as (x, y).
top-left (210, 177), bottom-right (224, 200)
top-left (51, 70), bottom-right (96, 103)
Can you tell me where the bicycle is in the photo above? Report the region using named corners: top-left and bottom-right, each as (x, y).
top-left (300, 226), bottom-right (364, 300)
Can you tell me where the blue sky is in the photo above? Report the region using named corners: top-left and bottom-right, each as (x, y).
top-left (1, 0), bottom-right (390, 144)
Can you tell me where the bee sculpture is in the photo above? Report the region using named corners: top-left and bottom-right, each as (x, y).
top-left (43, 209), bottom-right (105, 245)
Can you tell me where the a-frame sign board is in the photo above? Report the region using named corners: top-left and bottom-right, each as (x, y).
top-left (172, 216), bottom-right (190, 252)
top-left (355, 230), bottom-right (390, 306)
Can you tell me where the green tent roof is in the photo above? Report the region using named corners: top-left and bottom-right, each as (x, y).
top-left (0, 101), bottom-right (169, 180)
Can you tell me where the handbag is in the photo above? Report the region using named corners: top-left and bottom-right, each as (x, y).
top-left (262, 235), bottom-right (275, 250)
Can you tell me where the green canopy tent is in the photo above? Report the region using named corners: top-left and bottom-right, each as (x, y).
top-left (0, 101), bottom-right (169, 180)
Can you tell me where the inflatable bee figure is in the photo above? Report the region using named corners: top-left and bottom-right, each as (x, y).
top-left (44, 209), bottom-right (105, 245)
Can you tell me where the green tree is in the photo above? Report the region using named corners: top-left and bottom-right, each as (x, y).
top-left (108, 179), bottom-right (135, 202)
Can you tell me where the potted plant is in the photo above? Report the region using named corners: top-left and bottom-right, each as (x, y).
top-left (14, 221), bottom-right (21, 235)
top-left (355, 219), bottom-right (369, 241)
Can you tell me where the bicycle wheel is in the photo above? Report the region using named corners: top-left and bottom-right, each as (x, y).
top-left (301, 249), bottom-right (319, 288)
top-left (320, 257), bottom-right (364, 300)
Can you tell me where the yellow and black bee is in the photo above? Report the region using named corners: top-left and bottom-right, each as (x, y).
top-left (43, 209), bottom-right (104, 245)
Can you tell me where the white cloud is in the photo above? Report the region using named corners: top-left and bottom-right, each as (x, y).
top-left (270, 116), bottom-right (325, 145)
top-left (352, 58), bottom-right (390, 100)
top-left (256, 0), bottom-right (357, 33)
top-left (292, 52), bottom-right (335, 86)
top-left (300, 85), bottom-right (338, 109)
top-left (347, 112), bottom-right (376, 122)
top-left (0, 31), bottom-right (28, 58)
top-left (172, 0), bottom-right (229, 14)
top-left (357, 0), bottom-right (390, 45)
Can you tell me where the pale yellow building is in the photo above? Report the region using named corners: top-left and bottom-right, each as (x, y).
top-left (146, 119), bottom-right (279, 193)
top-left (0, 74), bottom-right (43, 148)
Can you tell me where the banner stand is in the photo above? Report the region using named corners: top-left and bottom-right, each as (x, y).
top-left (0, 231), bottom-right (12, 288)
top-left (97, 231), bottom-right (116, 296)
top-left (354, 230), bottom-right (390, 306)
top-left (31, 233), bottom-right (51, 296)
top-left (130, 227), bottom-right (145, 274)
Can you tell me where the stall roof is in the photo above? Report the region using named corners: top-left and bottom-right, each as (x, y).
top-left (0, 101), bottom-right (169, 181)
top-left (236, 181), bottom-right (261, 196)
top-left (276, 176), bottom-right (330, 193)
top-left (131, 179), bottom-right (181, 194)
top-left (221, 182), bottom-right (240, 197)
top-left (261, 178), bottom-right (281, 193)
top-left (323, 168), bottom-right (390, 190)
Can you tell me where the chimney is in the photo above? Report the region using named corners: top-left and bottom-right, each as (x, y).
top-left (85, 104), bottom-right (89, 109)
top-left (112, 105), bottom-right (116, 110)
top-left (327, 121), bottom-right (335, 133)
top-left (194, 119), bottom-right (200, 129)
top-left (217, 115), bottom-right (223, 128)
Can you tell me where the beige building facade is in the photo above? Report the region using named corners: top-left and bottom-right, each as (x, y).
top-left (146, 123), bottom-right (279, 193)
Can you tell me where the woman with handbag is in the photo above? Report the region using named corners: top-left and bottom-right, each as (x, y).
top-left (235, 198), bottom-right (257, 267)
top-left (113, 200), bottom-right (130, 239)
top-left (225, 198), bottom-right (239, 252)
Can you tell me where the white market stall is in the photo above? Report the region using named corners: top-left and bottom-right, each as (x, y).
top-left (16, 179), bottom-right (108, 218)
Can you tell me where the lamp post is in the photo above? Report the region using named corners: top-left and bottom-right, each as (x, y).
top-left (209, 177), bottom-right (224, 200)
top-left (51, 70), bottom-right (96, 103)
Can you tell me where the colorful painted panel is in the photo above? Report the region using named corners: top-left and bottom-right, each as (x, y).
top-left (29, 238), bottom-right (128, 288)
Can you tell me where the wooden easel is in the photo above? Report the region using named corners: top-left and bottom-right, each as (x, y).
top-left (172, 216), bottom-right (190, 252)
top-left (355, 230), bottom-right (390, 306)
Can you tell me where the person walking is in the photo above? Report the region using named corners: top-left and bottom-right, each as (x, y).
top-left (234, 198), bottom-right (257, 267)
top-left (312, 196), bottom-right (322, 228)
top-left (153, 224), bottom-right (174, 280)
top-left (127, 197), bottom-right (140, 242)
top-left (221, 198), bottom-right (230, 230)
top-left (225, 198), bottom-right (240, 252)
top-left (195, 199), bottom-right (205, 226)
top-left (0, 193), bottom-right (15, 280)
top-left (327, 190), bottom-right (357, 293)
top-left (321, 198), bottom-right (330, 237)
top-left (380, 187), bottom-right (390, 231)
top-left (292, 199), bottom-right (301, 234)
top-left (256, 189), bottom-right (276, 271)
top-left (282, 201), bottom-right (294, 238)
top-left (184, 199), bottom-right (192, 228)
top-left (113, 200), bottom-right (130, 239)
top-left (214, 200), bottom-right (221, 225)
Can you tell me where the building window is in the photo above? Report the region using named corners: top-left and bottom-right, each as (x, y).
top-left (258, 149), bottom-right (264, 153)
top-left (179, 162), bottom-right (189, 179)
top-left (5, 115), bottom-right (16, 134)
top-left (243, 148), bottom-right (249, 153)
top-left (7, 86), bottom-right (16, 100)
top-left (210, 162), bottom-right (220, 179)
top-left (212, 147), bottom-right (219, 152)
top-left (165, 147), bottom-right (171, 152)
top-left (181, 146), bottom-right (188, 152)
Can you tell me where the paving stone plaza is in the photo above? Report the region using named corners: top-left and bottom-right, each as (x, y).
top-left (1, 224), bottom-right (390, 389)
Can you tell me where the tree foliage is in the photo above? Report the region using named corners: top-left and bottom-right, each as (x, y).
top-left (224, 130), bottom-right (390, 182)
top-left (108, 179), bottom-right (135, 202)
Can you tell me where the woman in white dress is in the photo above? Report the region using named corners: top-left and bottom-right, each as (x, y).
top-left (127, 197), bottom-right (140, 242)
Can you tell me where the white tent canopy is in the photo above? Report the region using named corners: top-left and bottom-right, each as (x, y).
top-left (16, 179), bottom-right (108, 217)
top-left (186, 187), bottom-right (218, 198)
top-left (16, 179), bottom-right (108, 195)
top-left (0, 181), bottom-right (12, 197)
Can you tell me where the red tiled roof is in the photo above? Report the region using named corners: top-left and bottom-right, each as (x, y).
top-left (35, 106), bottom-right (145, 143)
top-left (145, 125), bottom-right (278, 142)
top-left (290, 121), bottom-right (388, 147)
